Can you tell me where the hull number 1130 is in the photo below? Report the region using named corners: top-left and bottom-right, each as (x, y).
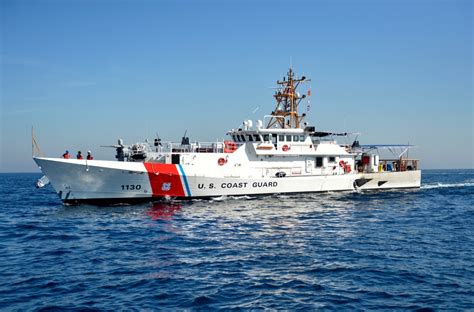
top-left (121, 184), bottom-right (142, 190)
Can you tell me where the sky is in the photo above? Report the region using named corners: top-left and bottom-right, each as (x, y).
top-left (1, 0), bottom-right (472, 172)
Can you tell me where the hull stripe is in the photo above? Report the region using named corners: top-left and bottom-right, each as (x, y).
top-left (178, 164), bottom-right (192, 197)
top-left (143, 162), bottom-right (185, 197)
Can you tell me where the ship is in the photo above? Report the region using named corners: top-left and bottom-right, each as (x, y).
top-left (33, 68), bottom-right (421, 205)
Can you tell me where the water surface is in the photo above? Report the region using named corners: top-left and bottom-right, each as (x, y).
top-left (0, 170), bottom-right (472, 310)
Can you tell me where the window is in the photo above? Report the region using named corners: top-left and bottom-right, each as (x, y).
top-left (272, 134), bottom-right (277, 144)
top-left (279, 135), bottom-right (285, 142)
top-left (293, 135), bottom-right (300, 142)
top-left (240, 135), bottom-right (246, 142)
top-left (300, 135), bottom-right (305, 141)
top-left (247, 135), bottom-right (253, 142)
top-left (254, 134), bottom-right (261, 142)
top-left (329, 156), bottom-right (336, 163)
top-left (172, 154), bottom-right (180, 164)
top-left (286, 135), bottom-right (292, 142)
top-left (316, 157), bottom-right (323, 167)
top-left (263, 134), bottom-right (270, 142)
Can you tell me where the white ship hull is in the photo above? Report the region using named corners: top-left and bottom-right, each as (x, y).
top-left (34, 157), bottom-right (421, 204)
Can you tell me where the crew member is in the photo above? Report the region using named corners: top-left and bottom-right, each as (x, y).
top-left (87, 151), bottom-right (93, 160)
top-left (62, 150), bottom-right (70, 159)
top-left (77, 151), bottom-right (83, 159)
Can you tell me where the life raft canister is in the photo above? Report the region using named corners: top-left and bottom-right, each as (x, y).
top-left (339, 160), bottom-right (352, 173)
top-left (282, 145), bottom-right (290, 152)
top-left (345, 163), bottom-right (352, 173)
top-left (218, 157), bottom-right (227, 166)
top-left (224, 140), bottom-right (237, 153)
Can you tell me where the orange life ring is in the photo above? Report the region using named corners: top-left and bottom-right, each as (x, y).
top-left (339, 160), bottom-right (345, 167)
top-left (218, 158), bottom-right (226, 166)
top-left (282, 145), bottom-right (290, 152)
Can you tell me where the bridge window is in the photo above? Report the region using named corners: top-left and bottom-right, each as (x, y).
top-left (286, 135), bottom-right (292, 142)
top-left (254, 134), bottom-right (261, 142)
top-left (329, 156), bottom-right (336, 163)
top-left (240, 135), bottom-right (246, 142)
top-left (300, 135), bottom-right (305, 141)
top-left (263, 134), bottom-right (270, 142)
top-left (293, 135), bottom-right (300, 142)
top-left (247, 135), bottom-right (254, 142)
top-left (272, 134), bottom-right (277, 144)
top-left (279, 135), bottom-right (285, 141)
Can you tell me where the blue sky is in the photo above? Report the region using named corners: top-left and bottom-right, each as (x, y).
top-left (1, 0), bottom-right (472, 172)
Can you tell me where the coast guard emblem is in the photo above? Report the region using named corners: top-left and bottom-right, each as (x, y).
top-left (161, 182), bottom-right (171, 191)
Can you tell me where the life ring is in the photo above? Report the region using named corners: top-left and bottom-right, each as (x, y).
top-left (282, 145), bottom-right (290, 152)
top-left (218, 158), bottom-right (226, 166)
top-left (339, 160), bottom-right (345, 167)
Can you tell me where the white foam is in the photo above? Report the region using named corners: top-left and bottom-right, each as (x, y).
top-left (421, 182), bottom-right (474, 189)
top-left (230, 195), bottom-right (255, 200)
top-left (210, 195), bottom-right (256, 201)
top-left (210, 195), bottom-right (228, 201)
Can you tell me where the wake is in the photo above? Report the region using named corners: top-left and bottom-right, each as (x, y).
top-left (421, 182), bottom-right (474, 190)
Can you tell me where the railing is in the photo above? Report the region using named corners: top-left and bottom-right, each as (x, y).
top-left (379, 159), bottom-right (419, 172)
top-left (356, 159), bottom-right (419, 173)
top-left (152, 141), bottom-right (243, 154)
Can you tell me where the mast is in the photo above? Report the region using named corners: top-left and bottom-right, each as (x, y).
top-left (266, 68), bottom-right (309, 129)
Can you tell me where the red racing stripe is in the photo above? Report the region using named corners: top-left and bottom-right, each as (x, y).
top-left (143, 163), bottom-right (185, 197)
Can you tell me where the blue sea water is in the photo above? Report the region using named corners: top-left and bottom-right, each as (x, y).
top-left (0, 170), bottom-right (473, 310)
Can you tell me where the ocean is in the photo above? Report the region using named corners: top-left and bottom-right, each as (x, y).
top-left (0, 170), bottom-right (472, 310)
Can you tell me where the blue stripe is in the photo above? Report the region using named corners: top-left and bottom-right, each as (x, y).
top-left (178, 164), bottom-right (192, 197)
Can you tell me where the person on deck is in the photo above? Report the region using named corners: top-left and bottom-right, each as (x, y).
top-left (62, 150), bottom-right (70, 159)
top-left (87, 151), bottom-right (93, 160)
top-left (77, 151), bottom-right (83, 159)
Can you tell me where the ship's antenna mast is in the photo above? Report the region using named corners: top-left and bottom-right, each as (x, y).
top-left (266, 68), bottom-right (308, 129)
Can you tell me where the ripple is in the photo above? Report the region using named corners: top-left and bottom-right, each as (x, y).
top-left (0, 171), bottom-right (473, 310)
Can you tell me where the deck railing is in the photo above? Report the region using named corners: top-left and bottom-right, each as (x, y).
top-left (153, 141), bottom-right (244, 154)
top-left (379, 159), bottom-right (419, 172)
